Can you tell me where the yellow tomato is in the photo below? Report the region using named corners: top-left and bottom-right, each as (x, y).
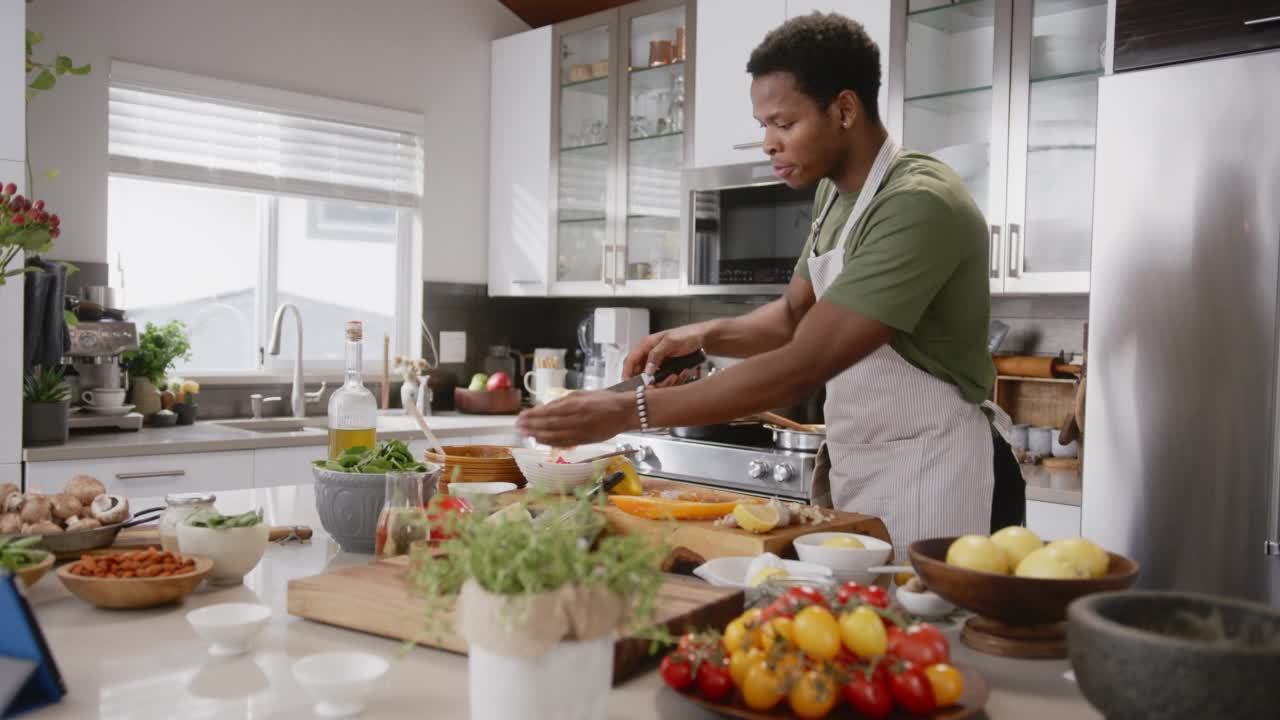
top-left (742, 661), bottom-right (786, 711)
top-left (792, 605), bottom-right (841, 661)
top-left (839, 606), bottom-right (888, 659)
top-left (729, 648), bottom-right (765, 687)
top-left (761, 617), bottom-right (796, 653)
top-left (788, 669), bottom-right (839, 719)
top-left (724, 617), bottom-right (749, 654)
top-left (925, 663), bottom-right (965, 707)
top-left (770, 650), bottom-right (805, 684)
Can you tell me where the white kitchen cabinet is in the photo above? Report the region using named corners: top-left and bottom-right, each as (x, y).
top-left (0, 0), bottom-right (24, 163)
top-left (25, 451), bottom-right (256, 502)
top-left (253, 446), bottom-right (322, 488)
top-left (0, 161), bottom-right (22, 473)
top-left (488, 26), bottom-right (553, 297)
top-left (1026, 499), bottom-right (1081, 540)
top-left (0, 463), bottom-right (18, 490)
top-left (692, 0), bottom-right (786, 168)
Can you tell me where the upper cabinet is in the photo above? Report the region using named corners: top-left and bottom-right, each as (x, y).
top-left (891, 0), bottom-right (1105, 295)
top-left (1114, 0), bottom-right (1280, 72)
top-left (0, 0), bottom-right (24, 163)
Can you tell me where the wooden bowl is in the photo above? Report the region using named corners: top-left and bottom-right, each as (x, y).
top-left (15, 552), bottom-right (55, 589)
top-left (425, 444), bottom-right (524, 491)
top-left (56, 555), bottom-right (214, 610)
top-left (909, 537), bottom-right (1139, 626)
top-left (453, 388), bottom-right (522, 415)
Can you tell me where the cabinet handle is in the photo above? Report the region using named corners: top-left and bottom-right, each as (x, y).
top-left (1267, 540), bottom-right (1279, 556)
top-left (989, 225), bottom-right (1001, 278)
top-left (1008, 223), bottom-right (1023, 277)
top-left (511, 280), bottom-right (541, 284)
top-left (115, 470), bottom-right (187, 480)
top-left (1243, 15), bottom-right (1280, 26)
top-left (602, 244), bottom-right (615, 286)
top-left (732, 141), bottom-right (764, 150)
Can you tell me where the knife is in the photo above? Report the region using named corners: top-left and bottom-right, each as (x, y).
top-left (604, 350), bottom-right (706, 392)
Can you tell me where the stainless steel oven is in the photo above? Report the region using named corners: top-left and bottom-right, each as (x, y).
top-left (683, 161), bottom-right (818, 294)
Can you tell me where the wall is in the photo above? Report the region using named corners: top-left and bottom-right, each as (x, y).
top-left (25, 0), bottom-right (527, 283)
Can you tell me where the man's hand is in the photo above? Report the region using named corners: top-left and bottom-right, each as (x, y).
top-left (516, 390), bottom-right (637, 447)
top-left (622, 325), bottom-right (707, 381)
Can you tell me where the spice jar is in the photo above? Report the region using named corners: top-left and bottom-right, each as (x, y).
top-left (160, 492), bottom-right (216, 552)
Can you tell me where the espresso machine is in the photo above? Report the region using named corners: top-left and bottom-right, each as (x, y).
top-left (66, 321), bottom-right (143, 432)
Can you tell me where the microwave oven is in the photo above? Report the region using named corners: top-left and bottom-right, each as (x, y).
top-left (683, 160), bottom-right (818, 294)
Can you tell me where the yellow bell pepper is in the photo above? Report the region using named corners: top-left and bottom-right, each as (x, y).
top-left (605, 456), bottom-right (643, 496)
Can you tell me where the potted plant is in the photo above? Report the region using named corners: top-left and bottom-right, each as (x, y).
top-left (122, 320), bottom-right (191, 416)
top-left (169, 378), bottom-right (200, 425)
top-left (409, 494), bottom-right (667, 720)
top-left (22, 366), bottom-right (70, 446)
top-left (392, 354), bottom-right (431, 415)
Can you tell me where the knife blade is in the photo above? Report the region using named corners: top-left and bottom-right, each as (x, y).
top-left (604, 350), bottom-right (706, 392)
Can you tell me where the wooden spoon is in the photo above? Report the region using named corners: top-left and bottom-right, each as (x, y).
top-left (754, 411), bottom-right (822, 433)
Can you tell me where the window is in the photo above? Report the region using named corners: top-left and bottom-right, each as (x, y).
top-left (106, 62), bottom-right (423, 375)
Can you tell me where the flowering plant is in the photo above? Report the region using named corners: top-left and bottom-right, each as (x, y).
top-left (393, 355), bottom-right (432, 384)
top-left (0, 182), bottom-right (61, 284)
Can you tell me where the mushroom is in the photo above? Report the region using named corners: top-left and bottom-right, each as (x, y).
top-left (65, 515), bottom-right (102, 532)
top-left (49, 493), bottom-right (82, 522)
top-left (0, 482), bottom-right (17, 510)
top-left (22, 521), bottom-right (62, 535)
top-left (0, 513), bottom-right (21, 534)
top-left (18, 494), bottom-right (53, 524)
top-left (65, 474), bottom-right (107, 506)
top-left (3, 491), bottom-right (22, 514)
top-left (90, 494), bottom-right (130, 525)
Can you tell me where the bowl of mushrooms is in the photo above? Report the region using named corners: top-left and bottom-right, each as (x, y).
top-left (0, 476), bottom-right (162, 558)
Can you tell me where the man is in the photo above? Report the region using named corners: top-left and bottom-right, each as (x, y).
top-left (518, 13), bottom-right (1023, 552)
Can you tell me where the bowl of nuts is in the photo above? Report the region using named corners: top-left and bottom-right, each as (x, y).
top-left (56, 548), bottom-right (212, 609)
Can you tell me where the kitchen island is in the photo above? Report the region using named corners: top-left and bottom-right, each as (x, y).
top-left (22, 484), bottom-right (1101, 719)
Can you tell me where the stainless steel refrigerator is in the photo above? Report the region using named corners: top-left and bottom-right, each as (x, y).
top-left (1084, 49), bottom-right (1280, 604)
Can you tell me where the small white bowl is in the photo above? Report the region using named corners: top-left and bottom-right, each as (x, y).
top-left (448, 481), bottom-right (518, 512)
top-left (186, 602), bottom-right (272, 657)
top-left (896, 585), bottom-right (956, 619)
top-left (292, 651), bottom-right (390, 718)
top-left (793, 532), bottom-right (893, 584)
top-left (510, 447), bottom-right (605, 493)
top-left (692, 556), bottom-right (832, 589)
top-left (177, 523), bottom-right (270, 586)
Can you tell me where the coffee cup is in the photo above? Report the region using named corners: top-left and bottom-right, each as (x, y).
top-left (523, 368), bottom-right (567, 404)
top-left (82, 388), bottom-right (127, 408)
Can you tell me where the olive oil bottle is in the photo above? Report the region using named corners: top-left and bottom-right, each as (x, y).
top-left (327, 321), bottom-right (378, 459)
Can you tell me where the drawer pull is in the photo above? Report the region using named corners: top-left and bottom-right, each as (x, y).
top-left (1243, 15), bottom-right (1280, 27)
top-left (115, 470), bottom-right (187, 480)
top-left (731, 141), bottom-right (764, 150)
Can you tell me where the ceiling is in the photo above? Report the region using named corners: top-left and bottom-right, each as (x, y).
top-left (499, 0), bottom-right (634, 28)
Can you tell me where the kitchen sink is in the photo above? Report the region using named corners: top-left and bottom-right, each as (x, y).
top-left (215, 418), bottom-right (326, 434)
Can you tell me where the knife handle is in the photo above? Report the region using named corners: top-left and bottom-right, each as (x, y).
top-left (652, 350), bottom-right (707, 383)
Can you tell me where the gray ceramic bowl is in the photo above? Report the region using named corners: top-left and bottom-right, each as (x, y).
top-left (311, 464), bottom-right (441, 554)
top-left (1068, 590), bottom-right (1280, 720)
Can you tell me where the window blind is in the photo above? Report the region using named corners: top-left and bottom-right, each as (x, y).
top-left (108, 80), bottom-right (423, 208)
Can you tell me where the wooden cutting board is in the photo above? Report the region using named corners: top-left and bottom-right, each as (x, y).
top-left (286, 555), bottom-right (743, 684)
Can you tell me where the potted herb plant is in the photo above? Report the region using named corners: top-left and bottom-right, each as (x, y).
top-left (122, 320), bottom-right (191, 416)
top-left (410, 494), bottom-right (667, 720)
top-left (22, 366), bottom-right (70, 446)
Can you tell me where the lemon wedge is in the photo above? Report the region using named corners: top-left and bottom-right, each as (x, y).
top-left (734, 503), bottom-right (781, 533)
top-left (821, 536), bottom-right (865, 549)
top-left (749, 566), bottom-right (789, 587)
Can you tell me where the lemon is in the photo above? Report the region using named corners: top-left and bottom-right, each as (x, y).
top-left (1045, 537), bottom-right (1110, 578)
top-left (750, 566), bottom-right (789, 587)
top-left (1015, 547), bottom-right (1085, 579)
top-left (990, 526), bottom-right (1043, 569)
top-left (735, 502), bottom-right (782, 534)
top-left (945, 535), bottom-right (1009, 574)
top-left (820, 536), bottom-right (865, 549)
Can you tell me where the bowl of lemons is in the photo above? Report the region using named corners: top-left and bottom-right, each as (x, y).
top-left (792, 532), bottom-right (892, 584)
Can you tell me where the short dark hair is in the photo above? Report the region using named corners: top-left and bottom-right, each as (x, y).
top-left (746, 12), bottom-right (881, 120)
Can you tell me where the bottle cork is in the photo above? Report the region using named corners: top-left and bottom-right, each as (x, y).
top-left (345, 321), bottom-right (363, 342)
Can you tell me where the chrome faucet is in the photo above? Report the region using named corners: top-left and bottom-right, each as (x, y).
top-left (267, 303), bottom-right (326, 418)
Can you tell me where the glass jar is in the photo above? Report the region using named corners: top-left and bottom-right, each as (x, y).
top-left (160, 492), bottom-right (216, 552)
top-left (376, 470), bottom-right (428, 557)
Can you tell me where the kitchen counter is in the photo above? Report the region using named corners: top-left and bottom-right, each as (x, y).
top-left (23, 485), bottom-right (1101, 719)
top-left (22, 412), bottom-right (521, 462)
top-left (1022, 464), bottom-right (1082, 506)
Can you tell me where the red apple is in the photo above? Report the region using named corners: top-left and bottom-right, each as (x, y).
top-left (485, 372), bottom-right (512, 391)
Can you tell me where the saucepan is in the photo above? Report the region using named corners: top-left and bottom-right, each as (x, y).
top-left (757, 410), bottom-right (826, 452)
top-left (29, 506), bottom-right (164, 559)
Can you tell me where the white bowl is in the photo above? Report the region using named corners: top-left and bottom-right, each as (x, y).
top-left (177, 523), bottom-right (270, 586)
top-left (793, 532), bottom-right (893, 584)
top-left (186, 602), bottom-right (272, 657)
top-left (896, 585), bottom-right (956, 619)
top-left (510, 447), bottom-right (603, 493)
top-left (692, 556), bottom-right (833, 589)
top-left (292, 651), bottom-right (390, 718)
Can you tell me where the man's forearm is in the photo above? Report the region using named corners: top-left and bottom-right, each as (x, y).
top-left (701, 298), bottom-right (799, 358)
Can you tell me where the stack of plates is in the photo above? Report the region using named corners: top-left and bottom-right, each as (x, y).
top-left (424, 445), bottom-right (523, 493)
top-left (510, 447), bottom-right (605, 495)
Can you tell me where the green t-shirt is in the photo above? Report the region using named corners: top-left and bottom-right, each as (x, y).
top-left (794, 150), bottom-right (995, 403)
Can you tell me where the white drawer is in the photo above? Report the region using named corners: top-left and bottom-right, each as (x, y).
top-left (1026, 499), bottom-right (1081, 541)
top-left (253, 446), bottom-right (324, 488)
top-left (25, 451), bottom-right (255, 501)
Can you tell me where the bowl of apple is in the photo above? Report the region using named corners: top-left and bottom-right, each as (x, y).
top-left (454, 371), bottom-right (521, 415)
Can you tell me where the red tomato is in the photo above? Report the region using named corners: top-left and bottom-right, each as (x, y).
top-left (695, 662), bottom-right (734, 701)
top-left (843, 670), bottom-right (894, 719)
top-left (888, 623), bottom-right (950, 667)
top-left (759, 596), bottom-right (795, 622)
top-left (552, 456), bottom-right (570, 464)
top-left (659, 654), bottom-right (694, 691)
top-left (427, 495), bottom-right (472, 540)
top-left (784, 585), bottom-right (828, 610)
top-left (836, 580), bottom-right (864, 607)
top-left (858, 585), bottom-right (890, 609)
top-left (889, 662), bottom-right (937, 715)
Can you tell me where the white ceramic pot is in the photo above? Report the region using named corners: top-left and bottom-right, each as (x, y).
top-left (468, 634), bottom-right (614, 720)
top-left (176, 523), bottom-right (270, 586)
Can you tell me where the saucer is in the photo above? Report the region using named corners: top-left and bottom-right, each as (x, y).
top-left (81, 404), bottom-right (137, 416)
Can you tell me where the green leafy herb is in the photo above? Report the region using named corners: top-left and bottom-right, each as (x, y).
top-left (122, 320), bottom-right (192, 387)
top-left (314, 439), bottom-right (431, 474)
top-left (1, 535), bottom-right (49, 571)
top-left (23, 366), bottom-right (69, 403)
top-left (185, 508), bottom-right (264, 529)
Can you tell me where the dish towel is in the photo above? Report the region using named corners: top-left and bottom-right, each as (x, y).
top-left (22, 257), bottom-right (69, 374)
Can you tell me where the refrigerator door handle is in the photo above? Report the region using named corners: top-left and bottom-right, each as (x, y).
top-left (989, 225), bottom-right (1002, 279)
top-left (1267, 541), bottom-right (1279, 556)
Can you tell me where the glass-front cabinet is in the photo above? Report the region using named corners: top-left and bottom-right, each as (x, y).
top-left (891, 0), bottom-right (1105, 294)
top-left (551, 1), bottom-right (691, 296)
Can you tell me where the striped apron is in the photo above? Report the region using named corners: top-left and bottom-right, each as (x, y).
top-left (808, 137), bottom-right (994, 558)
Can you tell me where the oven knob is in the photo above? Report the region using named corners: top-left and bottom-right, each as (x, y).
top-left (772, 464), bottom-right (794, 484)
top-left (748, 459), bottom-right (772, 479)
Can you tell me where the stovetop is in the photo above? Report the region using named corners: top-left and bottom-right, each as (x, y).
top-left (615, 430), bottom-right (816, 501)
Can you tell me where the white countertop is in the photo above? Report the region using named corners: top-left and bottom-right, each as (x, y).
top-left (23, 412), bottom-right (521, 462)
top-left (1022, 464), bottom-right (1083, 506)
top-left (20, 485), bottom-right (1102, 719)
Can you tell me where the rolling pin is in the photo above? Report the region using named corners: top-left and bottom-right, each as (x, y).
top-left (269, 525), bottom-right (313, 543)
top-left (993, 355), bottom-right (1082, 378)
